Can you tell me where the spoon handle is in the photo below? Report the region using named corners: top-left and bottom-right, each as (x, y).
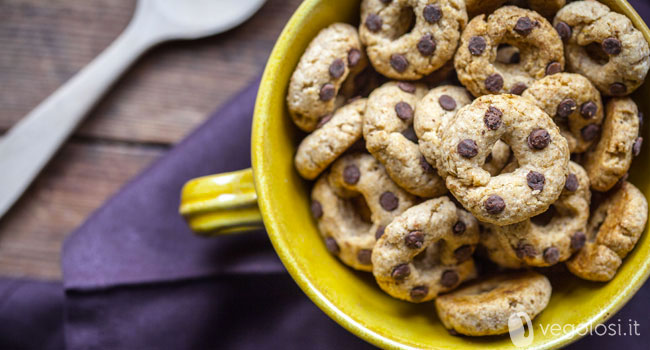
top-left (0, 11), bottom-right (160, 219)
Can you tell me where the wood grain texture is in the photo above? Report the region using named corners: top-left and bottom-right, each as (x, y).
top-left (0, 0), bottom-right (303, 279)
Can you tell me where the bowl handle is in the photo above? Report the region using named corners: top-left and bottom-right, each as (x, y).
top-left (179, 168), bottom-right (263, 235)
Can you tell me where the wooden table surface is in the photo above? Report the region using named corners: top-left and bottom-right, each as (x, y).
top-left (0, 0), bottom-right (303, 279)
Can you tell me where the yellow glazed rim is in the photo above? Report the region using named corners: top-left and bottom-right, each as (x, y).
top-left (252, 1), bottom-right (650, 349)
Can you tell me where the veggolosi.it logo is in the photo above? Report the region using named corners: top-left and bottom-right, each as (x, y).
top-left (508, 312), bottom-right (534, 347)
top-left (507, 312), bottom-right (641, 347)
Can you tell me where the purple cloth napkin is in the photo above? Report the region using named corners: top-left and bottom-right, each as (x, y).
top-left (3, 1), bottom-right (650, 348)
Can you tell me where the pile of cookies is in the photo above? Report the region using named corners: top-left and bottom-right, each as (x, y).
top-left (288, 0), bottom-right (650, 337)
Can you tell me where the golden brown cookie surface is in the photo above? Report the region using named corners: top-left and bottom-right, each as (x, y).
top-left (522, 73), bottom-right (604, 153)
top-left (584, 98), bottom-right (640, 191)
top-left (295, 99), bottom-right (367, 180)
top-left (454, 6), bottom-right (565, 97)
top-left (311, 153), bottom-right (417, 271)
top-left (554, 1), bottom-right (650, 96)
top-left (437, 94), bottom-right (569, 225)
top-left (287, 23), bottom-right (368, 132)
top-left (566, 181), bottom-right (648, 281)
top-left (372, 197), bottom-right (478, 302)
top-left (364, 81), bottom-right (447, 197)
top-left (359, 0), bottom-right (468, 80)
top-left (435, 271), bottom-right (551, 336)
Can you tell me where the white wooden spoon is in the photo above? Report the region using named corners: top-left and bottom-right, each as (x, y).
top-left (0, 0), bottom-right (267, 219)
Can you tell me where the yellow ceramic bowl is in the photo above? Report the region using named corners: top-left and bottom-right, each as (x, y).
top-left (180, 1), bottom-right (650, 348)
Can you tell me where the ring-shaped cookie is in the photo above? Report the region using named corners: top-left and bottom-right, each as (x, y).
top-left (414, 85), bottom-right (512, 177)
top-left (287, 23), bottom-right (368, 132)
top-left (437, 94), bottom-right (569, 225)
top-left (435, 271), bottom-right (551, 336)
top-left (522, 73), bottom-right (604, 153)
top-left (494, 161), bottom-right (591, 267)
top-left (455, 6), bottom-right (565, 97)
top-left (359, 0), bottom-right (468, 80)
top-left (364, 81), bottom-right (447, 197)
top-left (584, 97), bottom-right (640, 191)
top-left (566, 181), bottom-right (648, 281)
top-left (554, 1), bottom-right (650, 96)
top-left (295, 98), bottom-right (367, 180)
top-left (371, 197), bottom-right (479, 302)
top-left (311, 153), bottom-right (417, 271)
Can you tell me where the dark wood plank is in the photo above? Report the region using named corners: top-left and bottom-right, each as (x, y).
top-left (0, 0), bottom-right (303, 144)
top-left (0, 140), bottom-right (163, 279)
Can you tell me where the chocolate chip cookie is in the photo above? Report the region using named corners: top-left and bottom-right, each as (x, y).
top-left (455, 6), bottom-right (565, 97)
top-left (288, 23), bottom-right (368, 132)
top-left (359, 0), bottom-right (468, 80)
top-left (554, 1), bottom-right (650, 96)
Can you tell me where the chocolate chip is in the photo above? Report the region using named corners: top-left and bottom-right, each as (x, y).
top-left (375, 226), bottom-right (385, 240)
top-left (410, 286), bottom-right (429, 300)
top-left (319, 83), bottom-right (336, 101)
top-left (543, 247), bottom-right (560, 264)
top-left (402, 126), bottom-right (418, 143)
top-left (555, 21), bottom-right (572, 41)
top-left (515, 243), bottom-right (537, 258)
top-left (423, 4), bottom-right (442, 23)
top-left (457, 139), bottom-right (479, 158)
top-left (391, 263), bottom-right (411, 280)
top-left (398, 81), bottom-right (416, 93)
top-left (390, 54), bottom-right (409, 72)
top-left (484, 195), bottom-right (506, 214)
top-left (527, 171), bottom-right (546, 191)
top-left (405, 231), bottom-right (425, 249)
top-left (565, 173), bottom-right (579, 192)
top-left (454, 245), bottom-right (473, 262)
top-left (343, 165), bottom-right (360, 184)
top-left (484, 106), bottom-right (503, 130)
top-left (357, 249), bottom-right (372, 264)
top-left (485, 73), bottom-right (504, 93)
top-left (514, 17), bottom-right (535, 36)
top-left (348, 49), bottom-right (361, 67)
top-left (633, 137), bottom-right (643, 156)
top-left (580, 101), bottom-right (598, 119)
top-left (610, 83), bottom-right (627, 96)
top-left (545, 61), bottom-right (562, 75)
top-left (316, 113), bottom-right (333, 128)
top-left (602, 37), bottom-right (622, 55)
top-left (528, 129), bottom-right (551, 149)
top-left (581, 124), bottom-right (600, 141)
top-left (325, 237), bottom-right (339, 254)
top-left (439, 95), bottom-right (457, 111)
top-left (420, 155), bottom-right (435, 173)
top-left (311, 200), bottom-right (323, 218)
top-left (440, 270), bottom-right (459, 287)
top-left (453, 220), bottom-right (466, 235)
top-left (571, 231), bottom-right (586, 250)
top-left (395, 101), bottom-right (414, 121)
top-left (509, 82), bottom-right (527, 95)
top-left (417, 34), bottom-right (436, 56)
top-left (365, 14), bottom-right (382, 32)
top-left (329, 58), bottom-right (345, 78)
top-left (557, 98), bottom-right (577, 119)
top-left (468, 36), bottom-right (486, 55)
top-left (380, 191), bottom-right (399, 211)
